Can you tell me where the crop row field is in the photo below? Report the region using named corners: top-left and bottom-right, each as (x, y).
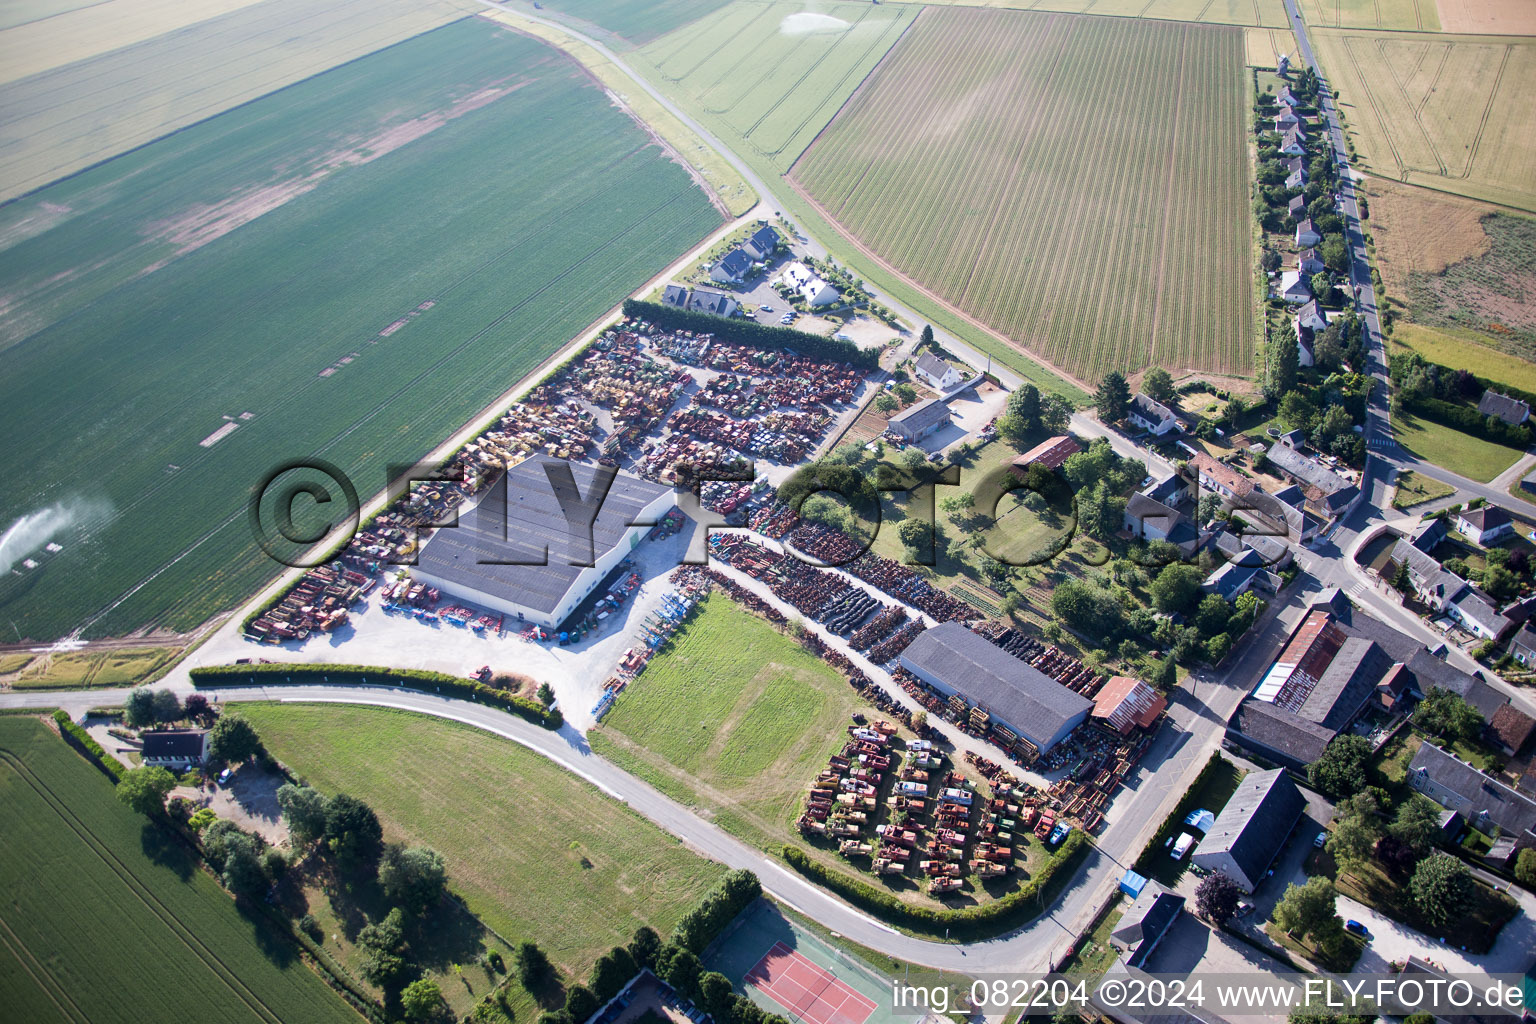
top-left (1313, 29), bottom-right (1536, 211)
top-left (885, 0), bottom-right (1291, 29)
top-left (789, 6), bottom-right (1254, 382)
top-left (0, 18), bottom-right (722, 642)
top-left (633, 0), bottom-right (918, 176)
top-left (0, 716), bottom-right (359, 1024)
top-left (516, 0), bottom-right (732, 49)
top-left (0, 0), bottom-right (478, 202)
top-left (1296, 0), bottom-right (1439, 31)
top-left (239, 702), bottom-right (728, 1022)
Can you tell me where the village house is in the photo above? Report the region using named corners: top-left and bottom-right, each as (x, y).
top-left (141, 730), bottom-right (209, 770)
top-left (1278, 270), bottom-right (1311, 303)
top-left (1477, 390), bottom-right (1530, 426)
top-left (710, 248), bottom-right (752, 284)
top-left (1512, 622), bottom-right (1536, 667)
top-left (741, 224), bottom-right (780, 261)
top-left (1295, 248), bottom-right (1325, 276)
top-left (782, 261), bottom-right (839, 307)
top-left (888, 398), bottom-right (951, 443)
top-left (686, 287), bottom-right (739, 318)
top-left (1010, 435), bottom-right (1081, 474)
top-left (1294, 217), bottom-right (1320, 247)
top-left (1127, 392), bottom-right (1180, 435)
top-left (1454, 504), bottom-right (1514, 546)
top-left (1123, 492), bottom-right (1199, 556)
top-left (913, 352), bottom-right (963, 392)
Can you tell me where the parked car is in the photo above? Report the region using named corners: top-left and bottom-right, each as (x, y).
top-left (760, 305), bottom-right (773, 313)
top-left (1235, 901), bottom-right (1255, 918)
top-left (1314, 830), bottom-right (1328, 848)
top-left (1345, 920), bottom-right (1371, 939)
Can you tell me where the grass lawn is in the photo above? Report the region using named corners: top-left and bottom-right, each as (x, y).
top-left (0, 716), bottom-right (358, 1024)
top-left (1392, 413), bottom-right (1522, 483)
top-left (590, 593), bottom-right (1048, 908)
top-left (238, 702), bottom-right (728, 1022)
top-left (1392, 470), bottom-right (1456, 509)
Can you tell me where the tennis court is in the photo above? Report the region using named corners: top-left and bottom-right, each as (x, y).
top-left (704, 899), bottom-right (929, 1024)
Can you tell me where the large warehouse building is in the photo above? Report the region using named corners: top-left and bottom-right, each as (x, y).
top-left (898, 621), bottom-right (1092, 753)
top-left (413, 456), bottom-right (673, 628)
top-left (1191, 768), bottom-right (1306, 892)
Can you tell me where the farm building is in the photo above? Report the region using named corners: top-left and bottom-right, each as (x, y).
top-left (1091, 676), bottom-right (1165, 734)
top-left (413, 455), bottom-right (672, 628)
top-left (1011, 435), bottom-right (1081, 473)
top-left (914, 352), bottom-right (963, 392)
top-left (1190, 768), bottom-right (1305, 892)
top-left (141, 730), bottom-right (209, 769)
top-left (888, 398), bottom-right (951, 443)
top-left (898, 621), bottom-right (1091, 753)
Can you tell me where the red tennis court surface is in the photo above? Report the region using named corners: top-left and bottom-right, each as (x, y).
top-left (744, 942), bottom-right (877, 1024)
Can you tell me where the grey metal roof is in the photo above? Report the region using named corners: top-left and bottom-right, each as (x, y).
top-left (1197, 768), bottom-right (1305, 881)
top-left (1266, 441), bottom-right (1351, 496)
top-left (1130, 392), bottom-right (1175, 423)
top-left (890, 397), bottom-right (951, 432)
top-left (899, 622), bottom-right (1090, 744)
top-left (415, 457), bottom-right (669, 614)
top-left (1112, 885), bottom-right (1184, 967)
top-left (1229, 700), bottom-right (1333, 765)
top-left (914, 352), bottom-right (953, 380)
top-left (1300, 637), bottom-right (1389, 730)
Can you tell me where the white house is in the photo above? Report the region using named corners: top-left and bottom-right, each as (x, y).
top-left (1273, 108), bottom-right (1299, 130)
top-left (1454, 505), bottom-right (1515, 546)
top-left (1277, 85), bottom-right (1299, 107)
top-left (142, 730), bottom-right (209, 770)
top-left (1127, 392), bottom-right (1179, 436)
top-left (913, 352), bottom-right (963, 392)
top-left (1278, 270), bottom-right (1311, 303)
top-left (686, 287), bottom-right (739, 318)
top-left (1294, 318), bottom-right (1315, 367)
top-left (1279, 130), bottom-right (1306, 156)
top-left (1296, 299), bottom-right (1327, 333)
top-left (1295, 218), bottom-right (1320, 247)
top-left (1295, 248), bottom-right (1325, 275)
top-left (782, 261), bottom-right (840, 307)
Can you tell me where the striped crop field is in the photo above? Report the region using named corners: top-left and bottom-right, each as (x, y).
top-left (633, 0), bottom-right (919, 175)
top-left (1311, 29), bottom-right (1536, 211)
top-left (789, 7), bottom-right (1254, 383)
top-left (0, 18), bottom-right (721, 642)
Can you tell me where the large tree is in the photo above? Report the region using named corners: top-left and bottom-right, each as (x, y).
top-left (207, 713), bottom-right (261, 764)
top-left (379, 844), bottom-right (448, 915)
top-left (1413, 687), bottom-right (1483, 742)
top-left (1269, 330), bottom-right (1300, 399)
top-left (1389, 795), bottom-right (1443, 856)
top-left (564, 986), bottom-right (598, 1022)
top-left (359, 907), bottom-right (411, 987)
top-left (1409, 853), bottom-right (1474, 926)
top-left (116, 765), bottom-right (176, 817)
top-left (276, 783), bottom-right (329, 847)
top-left (1195, 871), bottom-right (1243, 924)
top-left (1150, 563), bottom-right (1207, 613)
top-left (325, 792), bottom-right (384, 872)
top-left (516, 941), bottom-right (554, 991)
top-left (628, 926), bottom-right (663, 971)
top-left (221, 833), bottom-right (268, 900)
top-left (1040, 394), bottom-right (1073, 434)
top-left (124, 688), bottom-right (162, 728)
top-left (1008, 383), bottom-right (1042, 429)
top-left (1272, 875), bottom-right (1341, 942)
top-left (1095, 371), bottom-right (1131, 423)
top-left (401, 978), bottom-right (444, 1021)
top-left (1307, 734), bottom-right (1372, 798)
top-left (591, 946), bottom-right (638, 1003)
top-left (1143, 367), bottom-right (1176, 404)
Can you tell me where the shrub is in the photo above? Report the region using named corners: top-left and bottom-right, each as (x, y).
top-left (621, 299), bottom-right (877, 368)
top-left (189, 663), bottom-right (562, 730)
top-left (672, 869), bottom-right (761, 953)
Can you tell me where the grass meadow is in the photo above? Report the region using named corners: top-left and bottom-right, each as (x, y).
top-left (0, 18), bottom-right (721, 642)
top-left (1314, 29), bottom-right (1536, 211)
top-left (1392, 412), bottom-right (1524, 482)
top-left (0, 715), bottom-right (358, 1024)
top-left (239, 702), bottom-right (726, 1020)
top-left (789, 7), bottom-right (1255, 383)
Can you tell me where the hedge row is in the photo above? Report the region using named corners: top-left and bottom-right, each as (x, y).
top-left (781, 830), bottom-right (1088, 939)
top-left (672, 868), bottom-right (761, 953)
top-left (1405, 394), bottom-right (1532, 449)
top-left (189, 663), bottom-right (562, 730)
top-left (52, 709), bottom-right (125, 782)
top-left (622, 299), bottom-right (877, 369)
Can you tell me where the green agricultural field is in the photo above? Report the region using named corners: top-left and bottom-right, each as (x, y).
top-left (237, 702), bottom-right (726, 1016)
top-left (0, 715), bottom-right (359, 1024)
top-left (633, 1), bottom-right (919, 176)
top-left (513, 0), bottom-right (732, 48)
top-left (0, 18), bottom-right (721, 642)
top-left (789, 7), bottom-right (1254, 383)
top-left (1314, 29), bottom-right (1536, 211)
